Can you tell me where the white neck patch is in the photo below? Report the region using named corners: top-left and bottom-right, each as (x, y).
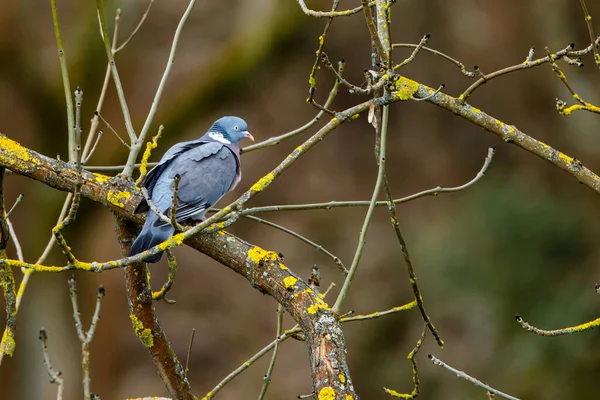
top-left (208, 132), bottom-right (231, 144)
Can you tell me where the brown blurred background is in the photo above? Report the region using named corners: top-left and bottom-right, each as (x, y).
top-left (1, 0), bottom-right (600, 399)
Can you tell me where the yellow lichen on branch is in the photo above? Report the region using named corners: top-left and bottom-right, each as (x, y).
top-left (107, 189), bottom-right (131, 208)
top-left (249, 173), bottom-right (275, 193)
top-left (130, 314), bottom-right (154, 348)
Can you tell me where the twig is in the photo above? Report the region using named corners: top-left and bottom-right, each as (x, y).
top-left (243, 215), bottom-right (347, 275)
top-left (96, 0), bottom-right (137, 142)
top-left (141, 187), bottom-right (184, 231)
top-left (152, 250), bottom-right (177, 303)
top-left (240, 147), bottom-right (494, 215)
top-left (94, 112), bottom-right (131, 149)
top-left (550, 57), bottom-right (600, 115)
top-left (360, 0), bottom-right (388, 65)
top-left (74, 87), bottom-right (83, 166)
top-left (124, 0), bottom-right (196, 177)
top-left (578, 0), bottom-right (600, 70)
top-left (382, 171), bottom-right (443, 348)
top-left (201, 325), bottom-right (301, 400)
top-left (515, 314), bottom-right (600, 336)
top-left (114, 0), bottom-right (155, 53)
top-left (184, 328), bottom-right (196, 375)
top-left (384, 324), bottom-right (426, 399)
top-left (429, 355), bottom-right (520, 400)
top-left (7, 219), bottom-right (23, 263)
top-left (69, 275), bottom-right (106, 399)
top-left (459, 42), bottom-right (593, 103)
top-left (392, 43), bottom-right (476, 77)
top-left (169, 175), bottom-right (181, 228)
top-left (341, 300), bottom-right (417, 323)
top-left (296, 0), bottom-right (372, 18)
top-left (320, 54), bottom-right (369, 95)
top-left (50, 0), bottom-right (76, 162)
top-left (307, 1), bottom-right (340, 104)
top-left (82, 8), bottom-right (121, 162)
top-left (83, 131), bottom-right (104, 165)
top-left (6, 193), bottom-right (24, 218)
top-left (39, 328), bottom-right (65, 400)
top-left (332, 103), bottom-right (389, 314)
top-left (257, 304), bottom-right (284, 400)
top-left (394, 34), bottom-right (430, 70)
top-left (411, 84), bottom-right (444, 102)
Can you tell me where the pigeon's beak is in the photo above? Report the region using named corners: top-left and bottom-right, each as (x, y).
top-left (242, 131), bottom-right (254, 141)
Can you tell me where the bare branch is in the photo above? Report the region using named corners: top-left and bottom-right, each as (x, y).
top-left (429, 354), bottom-right (520, 400)
top-left (243, 215), bottom-right (347, 275)
top-left (332, 104), bottom-right (389, 314)
top-left (39, 328), bottom-right (65, 400)
top-left (126, 0), bottom-right (197, 176)
top-left (257, 304), bottom-right (284, 400)
top-left (515, 314), bottom-right (600, 336)
top-left (384, 325), bottom-right (426, 399)
top-left (114, 0), bottom-right (155, 54)
top-left (50, 0), bottom-right (76, 162)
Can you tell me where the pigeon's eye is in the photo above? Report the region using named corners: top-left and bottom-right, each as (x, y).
top-left (234, 125), bottom-right (239, 131)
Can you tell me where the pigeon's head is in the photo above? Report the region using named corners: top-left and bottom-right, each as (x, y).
top-left (207, 116), bottom-right (254, 145)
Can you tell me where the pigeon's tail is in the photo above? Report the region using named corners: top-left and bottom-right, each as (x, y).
top-left (129, 214), bottom-right (174, 263)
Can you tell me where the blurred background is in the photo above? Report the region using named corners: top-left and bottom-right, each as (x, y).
top-left (1, 0), bottom-right (600, 399)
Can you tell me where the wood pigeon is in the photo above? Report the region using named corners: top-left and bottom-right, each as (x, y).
top-left (129, 116), bottom-right (254, 262)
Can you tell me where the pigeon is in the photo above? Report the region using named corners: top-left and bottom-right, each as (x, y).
top-left (129, 116), bottom-right (254, 262)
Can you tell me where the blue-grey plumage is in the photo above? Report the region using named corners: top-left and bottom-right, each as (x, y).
top-left (129, 116), bottom-right (253, 262)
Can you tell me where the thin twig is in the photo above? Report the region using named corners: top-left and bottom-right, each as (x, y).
top-left (332, 104), bottom-right (389, 314)
top-left (515, 314), bottom-right (600, 336)
top-left (459, 42), bottom-right (592, 103)
top-left (51, 0), bottom-right (76, 162)
top-left (392, 43), bottom-right (476, 77)
top-left (243, 215), bottom-right (347, 275)
top-left (82, 131), bottom-right (104, 165)
top-left (578, 0), bottom-right (600, 70)
top-left (152, 250), bottom-right (177, 303)
top-left (96, 0), bottom-right (137, 142)
top-left (341, 300), bottom-right (417, 323)
top-left (394, 34), bottom-right (430, 70)
top-left (429, 355), bottom-right (520, 400)
top-left (94, 112), bottom-right (130, 149)
top-left (83, 8), bottom-right (121, 162)
top-left (384, 324), bottom-right (426, 399)
top-left (201, 326), bottom-right (300, 400)
top-left (306, 0), bottom-right (340, 104)
top-left (114, 0), bottom-right (155, 53)
top-left (6, 193), bottom-right (24, 218)
top-left (125, 0), bottom-right (196, 176)
top-left (382, 172), bottom-right (442, 348)
top-left (7, 220), bottom-right (23, 263)
top-left (240, 147), bottom-right (495, 215)
top-left (69, 275), bottom-right (106, 398)
top-left (361, 0), bottom-right (387, 65)
top-left (39, 328), bottom-right (65, 400)
top-left (141, 187), bottom-right (184, 231)
top-left (184, 328), bottom-right (196, 376)
top-left (257, 304), bottom-right (284, 400)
